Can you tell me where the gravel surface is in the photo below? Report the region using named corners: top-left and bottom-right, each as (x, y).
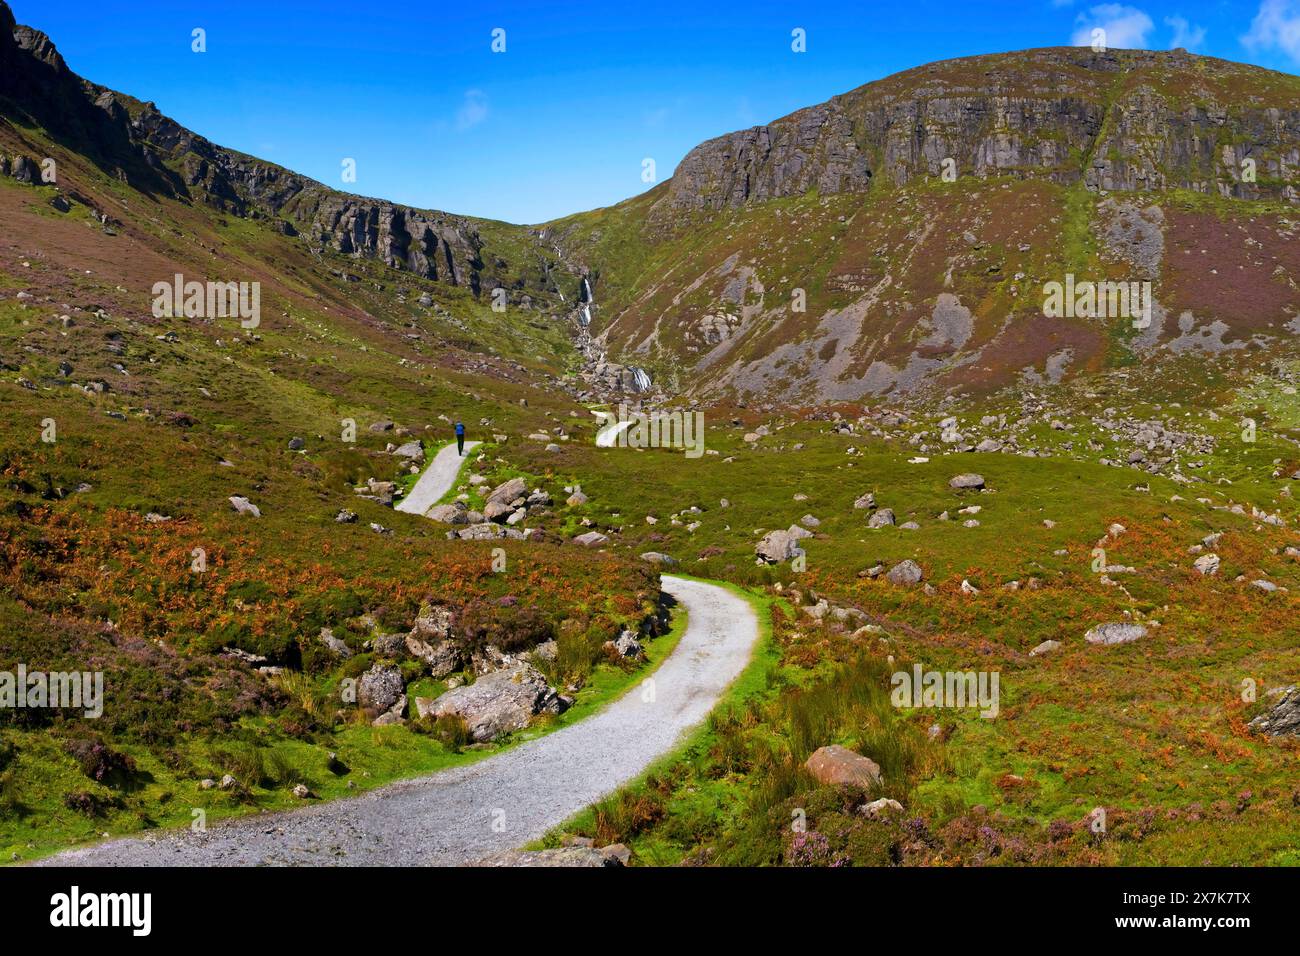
top-left (42, 575), bottom-right (759, 866)
top-left (394, 440), bottom-right (481, 515)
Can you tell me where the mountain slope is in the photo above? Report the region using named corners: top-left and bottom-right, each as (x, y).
top-left (550, 47), bottom-right (1300, 405)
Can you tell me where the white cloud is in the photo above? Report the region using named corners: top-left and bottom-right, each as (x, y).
top-left (1070, 4), bottom-right (1155, 49)
top-left (455, 89), bottom-right (489, 131)
top-left (1242, 0), bottom-right (1300, 64)
top-left (1165, 15), bottom-right (1207, 51)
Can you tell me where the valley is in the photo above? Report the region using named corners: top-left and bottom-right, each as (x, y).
top-left (0, 0), bottom-right (1298, 871)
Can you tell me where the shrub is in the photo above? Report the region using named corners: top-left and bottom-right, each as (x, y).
top-left (64, 735), bottom-right (137, 787)
top-left (413, 714), bottom-right (471, 751)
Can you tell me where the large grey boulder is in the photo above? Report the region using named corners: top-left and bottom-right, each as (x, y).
top-left (426, 501), bottom-right (468, 524)
top-left (1085, 622), bottom-right (1147, 645)
top-left (949, 473), bottom-right (986, 490)
top-left (410, 604), bottom-right (454, 641)
top-left (393, 440), bottom-right (425, 462)
top-left (422, 662), bottom-right (567, 742)
top-left (358, 664), bottom-right (405, 713)
top-left (486, 477), bottom-right (527, 507)
top-left (756, 529), bottom-right (802, 563)
top-left (639, 551), bottom-right (678, 566)
top-left (1248, 686), bottom-right (1300, 737)
top-left (885, 560), bottom-right (923, 585)
top-left (867, 508), bottom-right (896, 528)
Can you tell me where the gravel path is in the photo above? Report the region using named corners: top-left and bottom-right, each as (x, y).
top-left (42, 575), bottom-right (759, 866)
top-left (394, 440), bottom-right (481, 515)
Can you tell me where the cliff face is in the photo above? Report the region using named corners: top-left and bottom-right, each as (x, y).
top-left (0, 2), bottom-right (496, 291)
top-left (660, 47), bottom-right (1300, 213)
top-left (124, 102), bottom-right (487, 290)
top-left (666, 101), bottom-right (872, 210)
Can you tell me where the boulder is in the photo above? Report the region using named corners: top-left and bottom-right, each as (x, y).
top-left (486, 477), bottom-right (527, 507)
top-left (573, 530), bottom-right (609, 547)
top-left (1028, 639), bottom-right (1060, 657)
top-left (858, 797), bottom-right (904, 819)
top-left (804, 745), bottom-right (882, 789)
top-left (371, 632), bottom-right (407, 657)
top-left (1193, 553), bottom-right (1220, 576)
top-left (949, 473), bottom-right (986, 490)
top-left (228, 496), bottom-right (261, 517)
top-left (474, 847), bottom-right (624, 867)
top-left (853, 492), bottom-right (876, 510)
top-left (885, 560), bottom-right (923, 585)
top-left (483, 500), bottom-right (513, 523)
top-left (426, 502), bottom-right (469, 524)
top-left (393, 440), bottom-right (424, 462)
top-left (423, 662), bottom-right (567, 742)
top-left (867, 508), bottom-right (896, 528)
top-left (453, 522), bottom-right (525, 541)
top-left (755, 529), bottom-right (801, 564)
top-left (410, 604), bottom-right (454, 641)
top-left (639, 551), bottom-right (678, 566)
top-left (358, 664), bottom-right (405, 713)
top-left (1248, 686), bottom-right (1300, 737)
top-left (611, 629), bottom-right (647, 658)
top-left (566, 491), bottom-right (589, 506)
top-left (318, 628), bottom-right (352, 659)
top-left (406, 636), bottom-right (463, 678)
top-left (1085, 622), bottom-right (1147, 646)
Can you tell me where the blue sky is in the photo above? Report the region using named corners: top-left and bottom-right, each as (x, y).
top-left (11, 0), bottom-right (1300, 224)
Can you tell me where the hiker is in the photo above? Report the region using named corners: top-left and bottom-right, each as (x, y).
top-left (455, 420), bottom-right (465, 456)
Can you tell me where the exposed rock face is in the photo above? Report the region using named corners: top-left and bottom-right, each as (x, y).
top-left (667, 101), bottom-right (872, 211)
top-left (659, 48), bottom-right (1300, 214)
top-left (0, 2), bottom-right (520, 294)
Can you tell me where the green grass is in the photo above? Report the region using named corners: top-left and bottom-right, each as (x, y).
top-left (3, 598), bottom-right (689, 864)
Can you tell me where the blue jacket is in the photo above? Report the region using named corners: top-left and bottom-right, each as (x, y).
top-left (454, 422), bottom-right (465, 436)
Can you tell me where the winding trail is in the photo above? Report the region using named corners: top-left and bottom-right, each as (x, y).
top-left (44, 576), bottom-right (757, 866)
top-left (395, 440), bottom-right (482, 515)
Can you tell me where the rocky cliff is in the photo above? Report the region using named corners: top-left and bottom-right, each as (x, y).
top-left (661, 47), bottom-right (1300, 213)
top-left (0, 2), bottom-right (501, 292)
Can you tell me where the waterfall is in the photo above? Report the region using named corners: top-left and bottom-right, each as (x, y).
top-left (580, 305), bottom-right (591, 327)
top-left (629, 367), bottom-right (652, 393)
top-left (582, 277), bottom-right (593, 304)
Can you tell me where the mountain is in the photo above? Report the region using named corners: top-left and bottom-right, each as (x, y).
top-left (4, 2), bottom-right (1300, 869)
top-left (549, 46), bottom-right (1300, 404)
